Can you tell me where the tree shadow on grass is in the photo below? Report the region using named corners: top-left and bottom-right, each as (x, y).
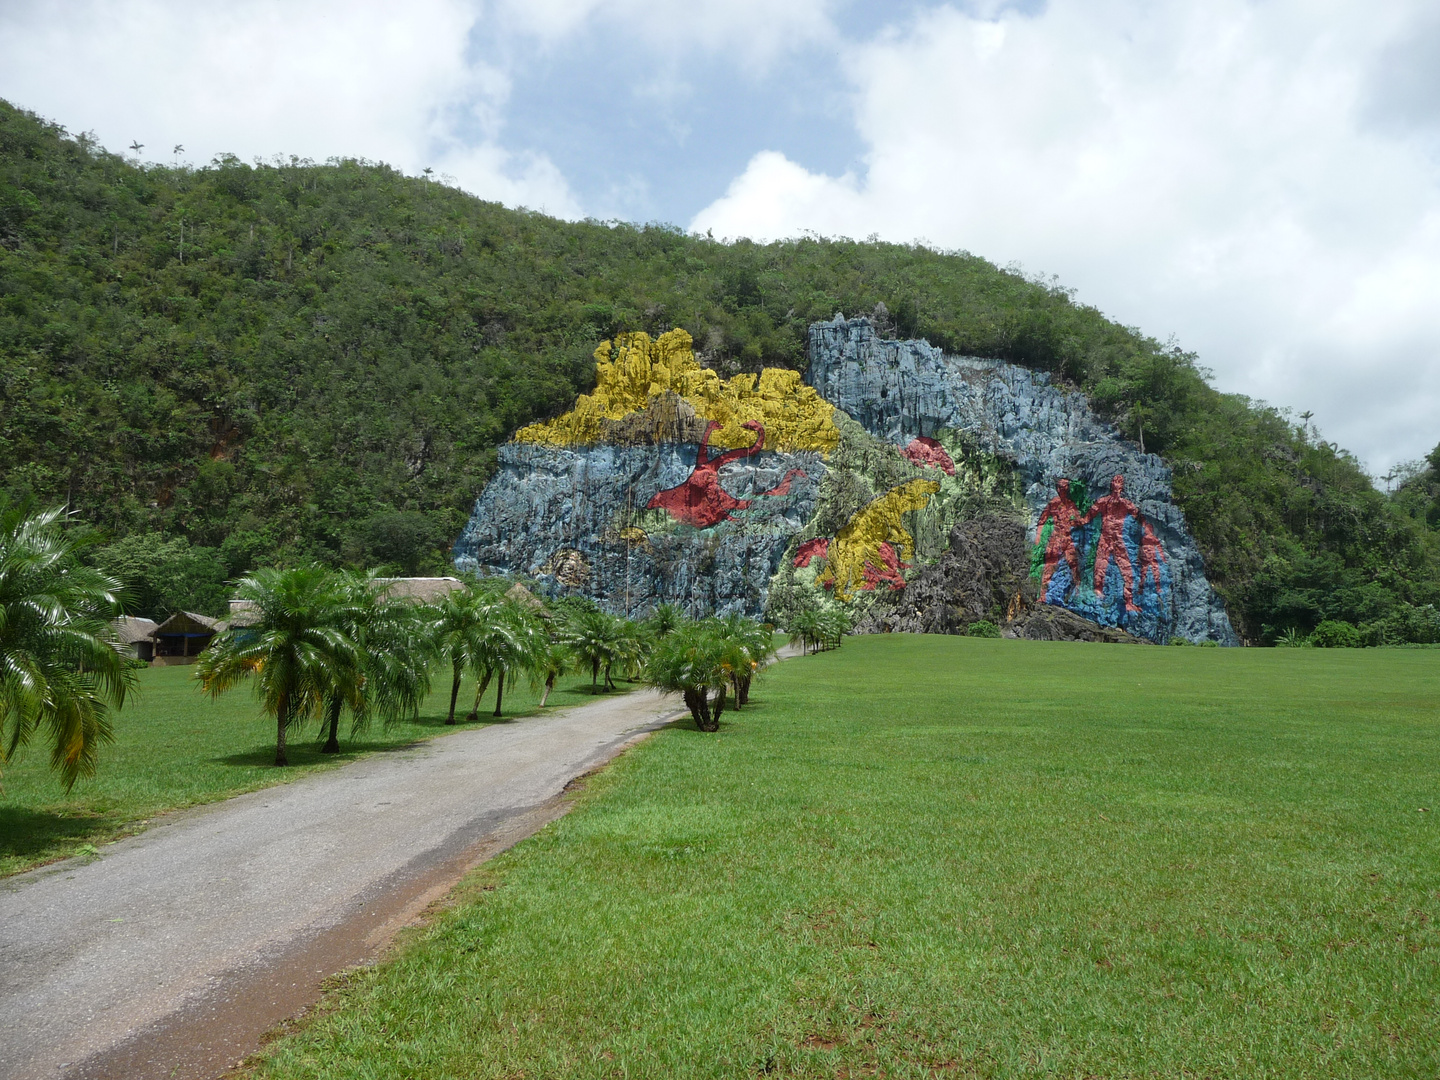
top-left (0, 805), bottom-right (118, 864)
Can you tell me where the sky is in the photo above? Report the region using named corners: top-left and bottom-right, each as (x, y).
top-left (1, 0), bottom-right (1437, 478)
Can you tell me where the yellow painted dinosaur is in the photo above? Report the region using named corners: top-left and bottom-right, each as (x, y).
top-left (818, 479), bottom-right (942, 601)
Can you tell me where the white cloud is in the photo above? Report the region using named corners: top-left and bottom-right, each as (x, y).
top-left (0, 0), bottom-right (583, 213)
top-left (693, 0), bottom-right (1440, 473)
top-left (494, 0), bottom-right (837, 70)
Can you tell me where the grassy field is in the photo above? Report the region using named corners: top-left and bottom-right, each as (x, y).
top-left (258, 636), bottom-right (1439, 1079)
top-left (0, 663), bottom-right (615, 878)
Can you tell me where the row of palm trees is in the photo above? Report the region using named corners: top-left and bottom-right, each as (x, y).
top-left (1, 500), bottom-right (844, 785)
top-left (198, 570), bottom-right (791, 765)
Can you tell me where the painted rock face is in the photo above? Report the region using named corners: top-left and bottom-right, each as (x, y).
top-left (454, 320), bottom-right (1238, 644)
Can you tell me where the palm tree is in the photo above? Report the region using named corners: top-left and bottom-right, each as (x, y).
top-left (467, 599), bottom-right (546, 719)
top-left (788, 608), bottom-right (823, 655)
top-left (0, 503), bottom-right (133, 790)
top-left (818, 607), bottom-right (852, 651)
top-left (643, 623), bottom-right (730, 731)
top-left (428, 580), bottom-right (502, 724)
top-left (714, 613), bottom-right (775, 707)
top-left (196, 564), bottom-right (352, 766)
top-left (531, 638), bottom-right (572, 707)
top-left (643, 602), bottom-right (684, 639)
top-left (317, 573), bottom-right (434, 754)
top-left (562, 608), bottom-right (628, 691)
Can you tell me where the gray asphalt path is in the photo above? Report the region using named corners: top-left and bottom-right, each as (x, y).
top-left (0, 688), bottom-right (687, 1080)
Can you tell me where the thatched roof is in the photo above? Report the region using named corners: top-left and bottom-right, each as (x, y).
top-left (111, 616), bottom-right (159, 645)
top-left (378, 577), bottom-right (468, 603)
top-left (151, 611), bottom-right (225, 637)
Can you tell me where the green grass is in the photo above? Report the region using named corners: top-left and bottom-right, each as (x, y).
top-left (259, 636), bottom-right (1440, 1079)
top-left (0, 664), bottom-right (624, 878)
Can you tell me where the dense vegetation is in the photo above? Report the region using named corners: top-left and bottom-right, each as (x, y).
top-left (2, 100), bottom-right (1436, 640)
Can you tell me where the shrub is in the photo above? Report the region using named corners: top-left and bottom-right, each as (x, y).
top-left (1308, 620), bottom-right (1361, 648)
top-left (967, 620), bottom-right (1000, 638)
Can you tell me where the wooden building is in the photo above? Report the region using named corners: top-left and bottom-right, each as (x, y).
top-left (148, 611), bottom-right (224, 666)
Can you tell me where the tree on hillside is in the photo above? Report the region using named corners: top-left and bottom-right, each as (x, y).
top-left (196, 565), bottom-right (352, 766)
top-left (0, 503), bottom-right (133, 789)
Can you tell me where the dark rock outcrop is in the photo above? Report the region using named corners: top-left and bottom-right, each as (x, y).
top-left (853, 515), bottom-right (1032, 635)
top-left (1007, 605), bottom-right (1143, 644)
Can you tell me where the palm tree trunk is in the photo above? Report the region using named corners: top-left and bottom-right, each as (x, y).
top-left (447, 661), bottom-right (462, 725)
top-left (493, 666), bottom-right (505, 717)
top-left (591, 659), bottom-right (599, 690)
top-left (275, 696), bottom-right (290, 767)
top-left (321, 694), bottom-right (342, 754)
top-left (539, 674), bottom-right (555, 708)
top-left (468, 669), bottom-right (492, 722)
top-left (708, 684), bottom-right (727, 731)
top-left (604, 662), bottom-right (615, 690)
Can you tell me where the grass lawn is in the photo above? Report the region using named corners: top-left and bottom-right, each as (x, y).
top-left (259, 636), bottom-right (1439, 1079)
top-left (0, 663), bottom-right (623, 878)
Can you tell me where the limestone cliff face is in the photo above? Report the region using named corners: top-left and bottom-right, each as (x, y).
top-left (805, 317), bottom-right (1238, 644)
top-left (453, 440), bottom-right (824, 618)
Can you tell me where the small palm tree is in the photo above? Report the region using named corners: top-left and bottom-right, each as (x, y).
top-left (467, 599), bottom-right (546, 719)
top-left (563, 608), bottom-right (627, 691)
top-left (317, 572), bottom-right (434, 754)
top-left (0, 503), bottom-right (133, 789)
top-left (643, 623), bottom-right (731, 731)
top-left (429, 580), bottom-right (502, 724)
top-left (788, 608), bottom-right (823, 654)
top-left (531, 638), bottom-right (572, 708)
top-left (714, 613), bottom-right (776, 707)
top-left (197, 565), bottom-right (351, 766)
top-left (819, 607), bottom-right (852, 651)
top-left (643, 602), bottom-right (684, 639)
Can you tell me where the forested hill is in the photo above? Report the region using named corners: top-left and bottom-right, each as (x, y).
top-left (2, 99), bottom-right (1437, 642)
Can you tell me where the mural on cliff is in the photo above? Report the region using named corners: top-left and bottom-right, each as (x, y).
top-left (455, 317), bottom-right (1238, 644)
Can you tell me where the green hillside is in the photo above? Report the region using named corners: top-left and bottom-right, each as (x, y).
top-left (1, 100), bottom-right (1435, 641)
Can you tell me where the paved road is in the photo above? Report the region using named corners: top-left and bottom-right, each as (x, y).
top-left (0, 688), bottom-right (688, 1080)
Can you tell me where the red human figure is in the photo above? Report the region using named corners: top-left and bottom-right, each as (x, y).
top-left (1082, 474), bottom-right (1141, 613)
top-left (1036, 478), bottom-right (1084, 596)
top-left (648, 420), bottom-right (805, 528)
top-left (1138, 520), bottom-right (1167, 603)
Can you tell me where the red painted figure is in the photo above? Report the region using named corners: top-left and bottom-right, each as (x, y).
top-left (1036, 478), bottom-right (1084, 596)
top-left (1138, 520), bottom-right (1167, 603)
top-left (861, 542), bottom-right (908, 591)
top-left (1081, 474), bottom-right (1141, 613)
top-left (793, 537), bottom-right (830, 568)
top-left (648, 420), bottom-right (805, 528)
top-left (901, 436), bottom-right (956, 476)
